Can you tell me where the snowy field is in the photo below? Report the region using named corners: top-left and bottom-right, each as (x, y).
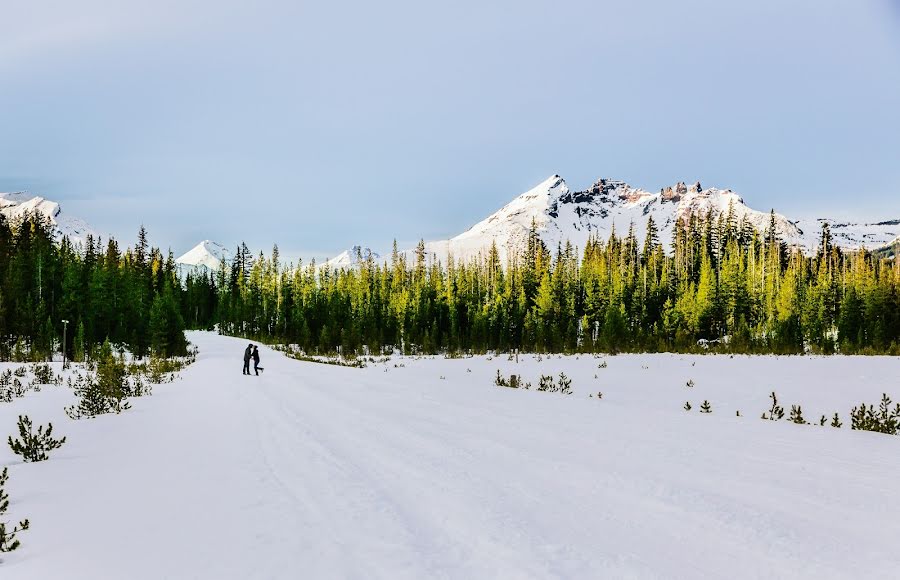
top-left (1, 332), bottom-right (899, 579)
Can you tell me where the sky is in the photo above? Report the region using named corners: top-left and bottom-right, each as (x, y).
top-left (1, 0), bottom-right (899, 262)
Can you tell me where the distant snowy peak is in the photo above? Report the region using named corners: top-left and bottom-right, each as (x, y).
top-left (0, 191), bottom-right (97, 247)
top-left (325, 245), bottom-right (381, 269)
top-left (416, 175), bottom-right (801, 263)
top-left (405, 175), bottom-right (898, 264)
top-left (176, 240), bottom-right (231, 273)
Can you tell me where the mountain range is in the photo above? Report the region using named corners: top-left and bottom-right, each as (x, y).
top-left (4, 177), bottom-right (898, 274)
top-left (340, 175), bottom-right (900, 268)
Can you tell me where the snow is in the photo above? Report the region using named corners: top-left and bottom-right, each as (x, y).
top-left (2, 333), bottom-right (899, 578)
top-left (0, 192), bottom-right (97, 248)
top-left (324, 245), bottom-right (381, 269)
top-left (794, 218), bottom-right (900, 252)
top-left (350, 176), bottom-right (899, 265)
top-left (175, 240), bottom-right (230, 275)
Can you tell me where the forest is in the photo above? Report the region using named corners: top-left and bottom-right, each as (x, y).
top-left (206, 209), bottom-right (899, 356)
top-left (1, 207), bottom-right (899, 359)
top-left (0, 213), bottom-right (188, 360)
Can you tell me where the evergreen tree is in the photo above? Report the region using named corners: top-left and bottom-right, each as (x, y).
top-left (0, 467), bottom-right (29, 553)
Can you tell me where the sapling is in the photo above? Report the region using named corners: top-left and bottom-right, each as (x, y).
top-left (830, 413), bottom-right (842, 428)
top-left (850, 394), bottom-right (900, 434)
top-left (537, 375), bottom-right (554, 392)
top-left (0, 467), bottom-right (29, 553)
top-left (556, 373), bottom-right (573, 395)
top-left (8, 415), bottom-right (66, 462)
top-left (762, 391), bottom-right (784, 420)
top-left (789, 405), bottom-right (807, 425)
top-left (700, 400), bottom-right (712, 413)
top-left (684, 401), bottom-right (692, 411)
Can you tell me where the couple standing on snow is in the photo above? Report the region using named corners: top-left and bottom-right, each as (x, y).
top-left (243, 344), bottom-right (262, 375)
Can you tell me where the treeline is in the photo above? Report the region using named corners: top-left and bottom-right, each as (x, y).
top-left (201, 209), bottom-right (900, 355)
top-left (0, 212), bottom-right (189, 360)
top-left (4, 206), bottom-right (898, 358)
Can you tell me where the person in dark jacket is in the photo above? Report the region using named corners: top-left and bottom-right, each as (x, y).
top-left (243, 344), bottom-right (253, 375)
top-left (252, 345), bottom-right (261, 375)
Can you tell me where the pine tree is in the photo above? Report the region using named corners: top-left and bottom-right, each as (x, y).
top-left (0, 467), bottom-right (29, 553)
top-left (788, 405), bottom-right (807, 425)
top-left (763, 391), bottom-right (785, 420)
top-left (7, 415), bottom-right (66, 462)
top-left (700, 400), bottom-right (712, 413)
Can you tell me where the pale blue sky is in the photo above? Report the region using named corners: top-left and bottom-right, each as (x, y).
top-left (2, 0), bottom-right (899, 261)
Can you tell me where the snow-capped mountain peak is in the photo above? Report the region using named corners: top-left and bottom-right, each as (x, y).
top-left (325, 245), bottom-right (381, 269)
top-left (0, 191), bottom-right (97, 247)
top-left (398, 175), bottom-right (898, 264)
top-left (176, 240), bottom-right (230, 272)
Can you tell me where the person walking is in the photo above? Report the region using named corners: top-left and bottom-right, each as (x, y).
top-left (252, 345), bottom-right (262, 376)
top-left (243, 343), bottom-right (253, 375)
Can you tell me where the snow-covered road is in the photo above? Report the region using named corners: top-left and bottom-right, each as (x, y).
top-left (2, 332), bottom-right (899, 579)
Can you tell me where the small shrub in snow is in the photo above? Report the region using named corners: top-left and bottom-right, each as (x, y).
top-left (598, 361), bottom-right (607, 369)
top-left (788, 405), bottom-right (807, 425)
top-left (11, 379), bottom-right (24, 398)
top-left (819, 415), bottom-right (827, 426)
top-left (686, 379), bottom-right (695, 388)
top-left (494, 372), bottom-right (527, 389)
top-left (830, 413), bottom-right (842, 428)
top-left (12, 367), bottom-right (25, 378)
top-left (762, 392), bottom-right (785, 421)
top-left (699, 400), bottom-right (712, 413)
top-left (684, 401), bottom-right (692, 411)
top-left (30, 363), bottom-right (59, 385)
top-left (0, 467), bottom-right (29, 553)
top-left (7, 415), bottom-right (66, 463)
top-left (127, 375), bottom-right (152, 397)
top-left (537, 375), bottom-right (554, 392)
top-left (556, 373), bottom-right (572, 394)
top-left (850, 394), bottom-right (900, 435)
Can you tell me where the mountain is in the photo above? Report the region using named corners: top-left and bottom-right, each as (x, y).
top-left (0, 191), bottom-right (97, 247)
top-left (370, 175), bottom-right (897, 265)
top-left (325, 246), bottom-right (381, 269)
top-left (176, 240), bottom-right (231, 275)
